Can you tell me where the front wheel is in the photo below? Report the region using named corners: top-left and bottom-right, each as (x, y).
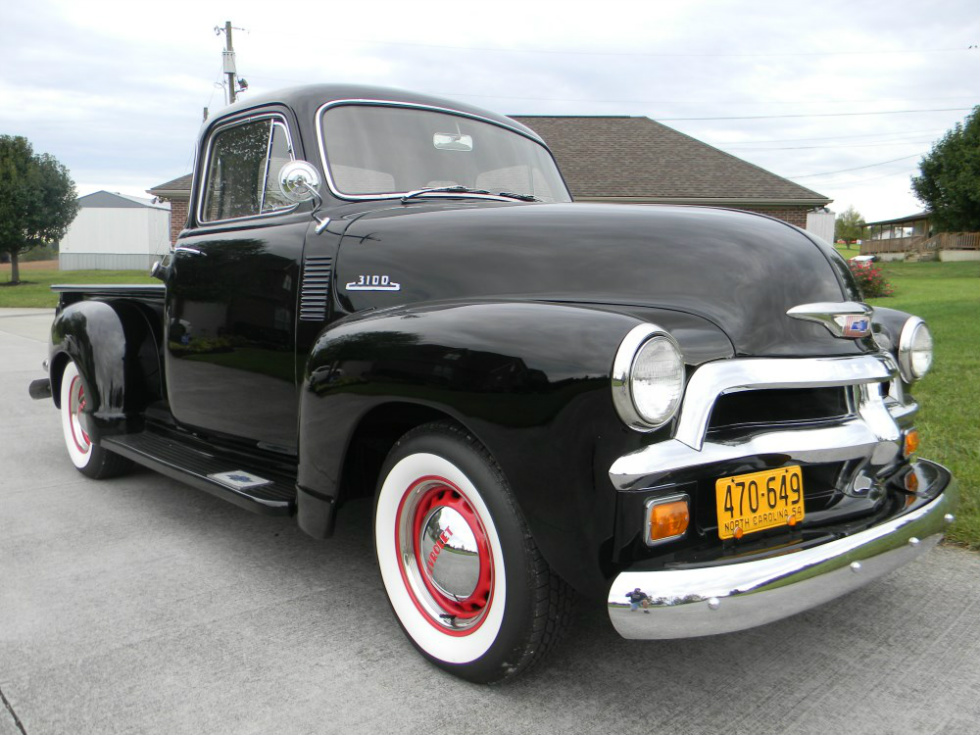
top-left (59, 360), bottom-right (131, 479)
top-left (374, 422), bottom-right (572, 684)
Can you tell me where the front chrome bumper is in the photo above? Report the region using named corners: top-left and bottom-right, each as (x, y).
top-left (607, 460), bottom-right (957, 639)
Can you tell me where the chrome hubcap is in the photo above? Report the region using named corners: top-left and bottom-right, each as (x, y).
top-left (418, 506), bottom-right (481, 599)
top-left (397, 478), bottom-right (494, 632)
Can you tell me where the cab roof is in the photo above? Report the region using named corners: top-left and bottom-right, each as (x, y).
top-left (215, 83), bottom-right (545, 146)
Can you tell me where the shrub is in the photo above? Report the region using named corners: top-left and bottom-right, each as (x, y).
top-left (21, 245), bottom-right (58, 262)
top-left (849, 261), bottom-right (894, 298)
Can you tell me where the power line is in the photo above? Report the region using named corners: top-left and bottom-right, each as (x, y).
top-left (437, 90), bottom-right (978, 107)
top-left (245, 73), bottom-right (977, 120)
top-left (659, 108), bottom-right (971, 122)
top-left (726, 138), bottom-right (937, 151)
top-left (259, 32), bottom-right (979, 58)
top-left (711, 128), bottom-right (945, 145)
top-left (789, 154), bottom-right (922, 179)
top-left (823, 170), bottom-right (919, 187)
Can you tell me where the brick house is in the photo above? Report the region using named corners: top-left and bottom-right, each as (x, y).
top-left (149, 115), bottom-right (830, 238)
top-left (147, 174), bottom-right (192, 245)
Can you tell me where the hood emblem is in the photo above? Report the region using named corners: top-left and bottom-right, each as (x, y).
top-left (787, 302), bottom-right (873, 339)
top-left (346, 274), bottom-right (401, 292)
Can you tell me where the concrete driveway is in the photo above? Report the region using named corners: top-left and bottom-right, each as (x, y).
top-left (2, 308), bottom-right (979, 735)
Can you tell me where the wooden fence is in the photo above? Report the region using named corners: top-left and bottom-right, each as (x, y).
top-left (862, 232), bottom-right (980, 255)
top-left (862, 236), bottom-right (925, 254)
top-left (920, 232), bottom-right (980, 251)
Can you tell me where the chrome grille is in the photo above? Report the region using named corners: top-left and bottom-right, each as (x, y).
top-left (610, 354), bottom-right (915, 492)
top-left (707, 387), bottom-right (852, 433)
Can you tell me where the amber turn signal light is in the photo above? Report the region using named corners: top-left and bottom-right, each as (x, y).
top-left (644, 495), bottom-right (690, 546)
top-left (904, 429), bottom-right (920, 458)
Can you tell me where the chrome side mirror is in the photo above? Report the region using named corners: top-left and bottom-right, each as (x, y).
top-left (278, 161), bottom-right (322, 203)
top-left (151, 253), bottom-right (173, 282)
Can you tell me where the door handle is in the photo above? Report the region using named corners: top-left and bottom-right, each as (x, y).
top-left (175, 246), bottom-right (205, 257)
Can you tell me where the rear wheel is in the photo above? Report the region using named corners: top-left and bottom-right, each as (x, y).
top-left (374, 422), bottom-right (572, 683)
top-left (59, 360), bottom-right (131, 479)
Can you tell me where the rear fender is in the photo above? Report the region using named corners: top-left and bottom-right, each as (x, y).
top-left (50, 299), bottom-right (162, 441)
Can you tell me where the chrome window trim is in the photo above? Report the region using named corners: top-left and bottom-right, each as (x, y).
top-left (258, 121), bottom-right (297, 215)
top-left (197, 113), bottom-right (299, 226)
top-left (611, 323), bottom-right (684, 433)
top-left (314, 99), bottom-right (568, 202)
top-left (897, 316), bottom-right (929, 383)
top-left (643, 493), bottom-right (690, 547)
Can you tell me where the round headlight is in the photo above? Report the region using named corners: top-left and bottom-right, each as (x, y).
top-left (612, 325), bottom-right (685, 431)
top-left (898, 317), bottom-right (933, 382)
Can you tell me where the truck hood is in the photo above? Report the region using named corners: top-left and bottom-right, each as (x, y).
top-left (334, 202), bottom-right (866, 358)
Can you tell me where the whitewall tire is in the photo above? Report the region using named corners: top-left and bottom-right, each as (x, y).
top-left (59, 360), bottom-right (131, 479)
top-left (374, 422), bottom-right (572, 683)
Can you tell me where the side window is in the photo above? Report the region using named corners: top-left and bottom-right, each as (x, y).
top-left (201, 117), bottom-right (295, 222)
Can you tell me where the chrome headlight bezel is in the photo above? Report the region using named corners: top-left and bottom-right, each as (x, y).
top-left (612, 324), bottom-right (686, 432)
top-left (897, 317), bottom-right (933, 382)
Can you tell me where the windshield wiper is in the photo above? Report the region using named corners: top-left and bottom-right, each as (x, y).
top-left (401, 185), bottom-right (490, 203)
top-left (495, 191), bottom-right (540, 202)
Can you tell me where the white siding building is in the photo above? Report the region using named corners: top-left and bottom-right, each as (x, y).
top-left (59, 191), bottom-right (171, 271)
top-left (805, 208), bottom-right (836, 243)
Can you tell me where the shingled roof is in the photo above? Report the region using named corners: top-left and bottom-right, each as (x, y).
top-left (148, 173), bottom-right (192, 198)
top-left (511, 116), bottom-right (830, 206)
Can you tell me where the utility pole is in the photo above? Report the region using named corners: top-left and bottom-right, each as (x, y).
top-left (222, 21), bottom-right (237, 105)
top-left (215, 21), bottom-right (247, 107)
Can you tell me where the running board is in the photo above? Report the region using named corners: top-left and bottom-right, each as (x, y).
top-left (102, 431), bottom-right (296, 515)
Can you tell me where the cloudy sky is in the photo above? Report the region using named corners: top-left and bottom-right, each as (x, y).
top-left (1, 0), bottom-right (977, 222)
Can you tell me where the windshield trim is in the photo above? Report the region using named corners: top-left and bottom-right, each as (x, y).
top-left (314, 99), bottom-right (565, 202)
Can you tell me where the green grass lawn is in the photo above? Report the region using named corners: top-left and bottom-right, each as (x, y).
top-left (867, 260), bottom-right (980, 548)
top-left (0, 264), bottom-right (156, 308)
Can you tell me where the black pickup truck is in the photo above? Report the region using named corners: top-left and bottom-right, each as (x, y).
top-left (31, 84), bottom-right (956, 683)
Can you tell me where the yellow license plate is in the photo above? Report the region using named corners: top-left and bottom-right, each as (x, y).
top-left (715, 466), bottom-right (805, 540)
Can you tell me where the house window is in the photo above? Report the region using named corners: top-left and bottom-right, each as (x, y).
top-left (201, 117), bottom-right (295, 222)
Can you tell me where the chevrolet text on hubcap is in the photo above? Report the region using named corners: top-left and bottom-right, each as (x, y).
top-left (398, 477), bottom-right (493, 632)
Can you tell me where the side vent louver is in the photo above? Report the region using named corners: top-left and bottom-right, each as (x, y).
top-left (300, 256), bottom-right (333, 322)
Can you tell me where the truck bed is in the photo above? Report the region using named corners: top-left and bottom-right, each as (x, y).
top-left (52, 284), bottom-right (166, 303)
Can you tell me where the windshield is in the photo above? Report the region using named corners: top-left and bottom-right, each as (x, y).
top-left (319, 104), bottom-right (571, 203)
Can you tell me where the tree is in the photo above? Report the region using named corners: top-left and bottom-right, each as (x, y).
top-left (911, 106), bottom-right (980, 232)
top-left (834, 205), bottom-right (865, 242)
top-left (0, 136), bottom-right (79, 284)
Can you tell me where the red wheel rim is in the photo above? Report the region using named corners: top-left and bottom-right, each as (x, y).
top-left (394, 476), bottom-right (494, 635)
top-left (68, 375), bottom-right (91, 455)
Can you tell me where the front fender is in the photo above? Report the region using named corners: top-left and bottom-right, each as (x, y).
top-left (50, 299), bottom-right (162, 440)
top-left (298, 300), bottom-right (684, 597)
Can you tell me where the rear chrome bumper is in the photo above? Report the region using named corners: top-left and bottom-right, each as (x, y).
top-left (607, 459), bottom-right (956, 639)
